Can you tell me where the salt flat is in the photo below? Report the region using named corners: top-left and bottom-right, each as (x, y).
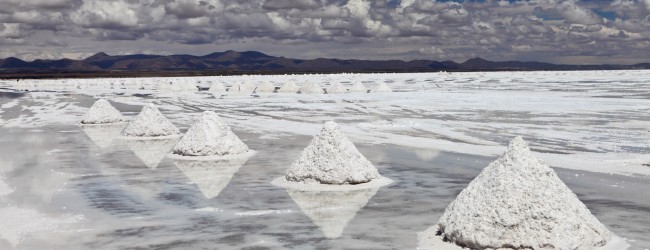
top-left (0, 70), bottom-right (649, 248)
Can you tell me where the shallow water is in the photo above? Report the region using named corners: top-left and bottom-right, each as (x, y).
top-left (0, 123), bottom-right (648, 249)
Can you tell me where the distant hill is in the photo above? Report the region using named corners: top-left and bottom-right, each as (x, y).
top-left (1, 50), bottom-right (649, 77)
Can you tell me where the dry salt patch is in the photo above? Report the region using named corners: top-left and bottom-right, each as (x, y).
top-left (418, 136), bottom-right (628, 250)
top-left (80, 99), bottom-right (126, 125)
top-left (169, 111), bottom-right (254, 160)
top-left (326, 82), bottom-right (347, 94)
top-left (0, 207), bottom-right (84, 248)
top-left (121, 103), bottom-right (181, 139)
top-left (279, 81), bottom-right (299, 93)
top-left (174, 155), bottom-right (251, 199)
top-left (348, 82), bottom-right (368, 93)
top-left (272, 121), bottom-right (392, 190)
top-left (299, 82), bottom-right (324, 94)
top-left (371, 82), bottom-right (393, 93)
top-left (255, 81), bottom-right (276, 93)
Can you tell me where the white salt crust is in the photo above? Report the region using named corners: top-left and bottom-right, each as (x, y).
top-left (272, 176), bottom-right (392, 192)
top-left (371, 82), bottom-right (393, 93)
top-left (326, 82), bottom-right (348, 94)
top-left (423, 136), bottom-right (626, 250)
top-left (348, 82), bottom-right (368, 93)
top-left (299, 82), bottom-right (324, 94)
top-left (255, 81), bottom-right (276, 93)
top-left (279, 81), bottom-right (299, 93)
top-left (284, 121), bottom-right (382, 185)
top-left (80, 99), bottom-right (125, 124)
top-left (121, 103), bottom-right (181, 138)
top-left (171, 111), bottom-right (251, 158)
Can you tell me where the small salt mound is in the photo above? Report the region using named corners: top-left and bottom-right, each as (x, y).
top-left (371, 82), bottom-right (393, 93)
top-left (174, 156), bottom-right (250, 199)
top-left (285, 121), bottom-right (379, 184)
top-left (348, 82), bottom-right (368, 93)
top-left (121, 104), bottom-right (180, 137)
top-left (279, 81), bottom-right (299, 93)
top-left (429, 136), bottom-right (621, 249)
top-left (172, 111), bottom-right (250, 157)
top-left (209, 82), bottom-right (226, 97)
top-left (255, 81), bottom-right (276, 93)
top-left (242, 82), bottom-right (257, 93)
top-left (228, 82), bottom-right (253, 95)
top-left (81, 99), bottom-right (125, 124)
top-left (327, 82), bottom-right (347, 94)
top-left (299, 82), bottom-right (324, 94)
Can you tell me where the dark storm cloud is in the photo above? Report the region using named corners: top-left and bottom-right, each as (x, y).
top-left (0, 0), bottom-right (649, 64)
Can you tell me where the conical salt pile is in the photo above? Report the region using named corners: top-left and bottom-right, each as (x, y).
top-left (242, 82), bottom-right (257, 93)
top-left (348, 82), bottom-right (367, 93)
top-left (327, 82), bottom-right (347, 94)
top-left (285, 121), bottom-right (379, 184)
top-left (424, 136), bottom-right (625, 249)
top-left (255, 81), bottom-right (276, 93)
top-left (121, 104), bottom-right (180, 137)
top-left (174, 156), bottom-right (250, 199)
top-left (279, 80), bottom-right (299, 93)
top-left (287, 188), bottom-right (379, 239)
top-left (209, 82), bottom-right (226, 97)
top-left (371, 82), bottom-right (392, 93)
top-left (299, 82), bottom-right (324, 94)
top-left (81, 99), bottom-right (125, 124)
top-left (171, 111), bottom-right (250, 158)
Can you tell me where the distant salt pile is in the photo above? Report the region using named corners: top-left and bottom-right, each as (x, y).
top-left (285, 121), bottom-right (380, 185)
top-left (299, 82), bottom-right (324, 94)
top-left (171, 111), bottom-right (251, 159)
top-left (327, 82), bottom-right (347, 94)
top-left (348, 82), bottom-right (367, 93)
top-left (209, 82), bottom-right (226, 97)
top-left (371, 82), bottom-right (392, 93)
top-left (420, 136), bottom-right (626, 250)
top-left (279, 80), bottom-right (299, 93)
top-left (255, 81), bottom-right (276, 93)
top-left (157, 81), bottom-right (197, 93)
top-left (228, 82), bottom-right (253, 95)
top-left (81, 99), bottom-right (125, 125)
top-left (121, 103), bottom-right (180, 138)
top-left (242, 82), bottom-right (257, 93)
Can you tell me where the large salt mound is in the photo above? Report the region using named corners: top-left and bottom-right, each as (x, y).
top-left (427, 136), bottom-right (624, 250)
top-left (121, 104), bottom-right (180, 137)
top-left (171, 111), bottom-right (250, 158)
top-left (279, 81), bottom-right (299, 93)
top-left (299, 82), bottom-right (324, 94)
top-left (348, 82), bottom-right (368, 93)
top-left (285, 121), bottom-right (379, 185)
top-left (255, 81), bottom-right (276, 93)
top-left (81, 99), bottom-right (125, 125)
top-left (327, 82), bottom-right (347, 94)
top-left (371, 82), bottom-right (393, 93)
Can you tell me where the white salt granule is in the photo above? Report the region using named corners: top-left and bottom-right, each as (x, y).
top-left (348, 82), bottom-right (368, 93)
top-left (121, 103), bottom-right (180, 137)
top-left (327, 82), bottom-right (347, 94)
top-left (371, 82), bottom-right (393, 93)
top-left (255, 81), bottom-right (276, 93)
top-left (422, 136), bottom-right (626, 250)
top-left (80, 99), bottom-right (125, 124)
top-left (171, 111), bottom-right (250, 158)
top-left (279, 81), bottom-right (299, 93)
top-left (285, 121), bottom-right (380, 185)
top-left (299, 82), bottom-right (324, 94)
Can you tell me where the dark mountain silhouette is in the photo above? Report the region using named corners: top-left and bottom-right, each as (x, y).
top-left (1, 51), bottom-right (649, 77)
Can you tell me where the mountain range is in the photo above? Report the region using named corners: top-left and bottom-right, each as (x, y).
top-left (1, 50), bottom-right (649, 77)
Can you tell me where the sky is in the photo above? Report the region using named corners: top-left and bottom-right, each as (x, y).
top-left (0, 0), bottom-right (649, 64)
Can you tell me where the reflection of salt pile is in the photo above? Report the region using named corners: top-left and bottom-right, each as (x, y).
top-left (126, 138), bottom-right (179, 169)
top-left (174, 156), bottom-right (250, 199)
top-left (209, 82), bottom-right (226, 97)
top-left (171, 111), bottom-right (251, 159)
top-left (348, 82), bottom-right (367, 93)
top-left (299, 82), bottom-right (324, 94)
top-left (121, 104), bottom-right (180, 138)
top-left (326, 82), bottom-right (347, 94)
top-left (420, 137), bottom-right (627, 250)
top-left (286, 121), bottom-right (379, 185)
top-left (279, 81), bottom-right (299, 93)
top-left (81, 99), bottom-right (125, 124)
top-left (371, 82), bottom-right (392, 93)
top-left (287, 188), bottom-right (379, 238)
top-left (82, 123), bottom-right (127, 149)
top-left (255, 81), bottom-right (276, 93)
